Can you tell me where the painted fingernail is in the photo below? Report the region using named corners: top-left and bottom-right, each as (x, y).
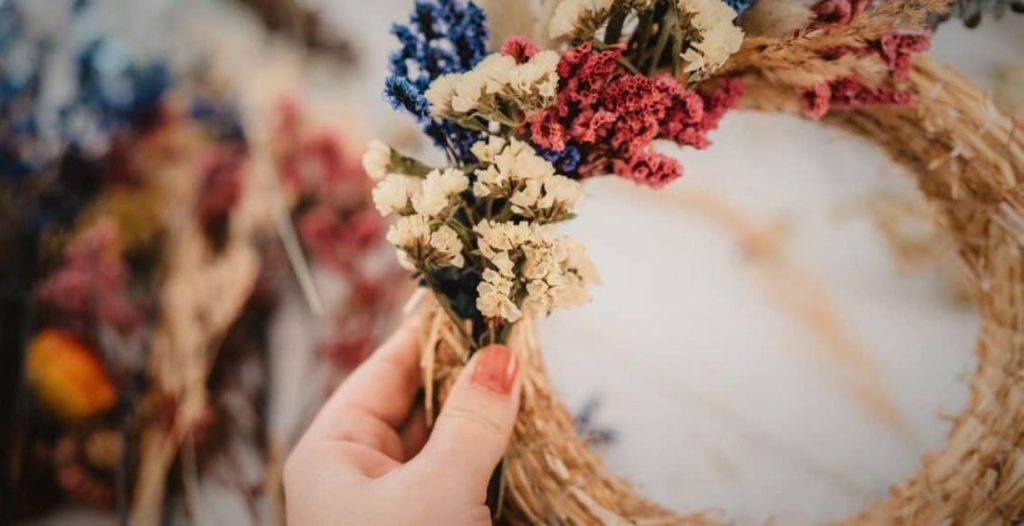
top-left (471, 345), bottom-right (518, 395)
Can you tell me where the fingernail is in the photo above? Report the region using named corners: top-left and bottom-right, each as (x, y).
top-left (471, 345), bottom-right (518, 395)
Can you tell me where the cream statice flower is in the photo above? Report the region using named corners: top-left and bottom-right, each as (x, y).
top-left (478, 269), bottom-right (523, 322)
top-left (520, 234), bottom-right (596, 313)
top-left (428, 225), bottom-right (465, 268)
top-left (424, 74), bottom-right (461, 116)
top-left (507, 51), bottom-right (560, 104)
top-left (372, 173), bottom-right (422, 216)
top-left (548, 0), bottom-right (656, 40)
top-left (548, 0), bottom-right (614, 40)
top-left (426, 52), bottom-right (560, 123)
top-left (361, 140), bottom-right (392, 181)
top-left (471, 137), bottom-right (582, 221)
top-left (386, 215), bottom-right (431, 271)
top-left (470, 135), bottom-right (508, 163)
top-left (411, 168), bottom-right (469, 218)
top-left (678, 0), bottom-right (744, 78)
top-left (473, 220), bottom-right (597, 322)
top-left (386, 216), bottom-right (464, 271)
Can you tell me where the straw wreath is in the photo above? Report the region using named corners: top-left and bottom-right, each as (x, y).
top-left (402, 1), bottom-right (1024, 523)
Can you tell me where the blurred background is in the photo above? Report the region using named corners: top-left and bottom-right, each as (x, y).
top-left (1, 0), bottom-right (1021, 524)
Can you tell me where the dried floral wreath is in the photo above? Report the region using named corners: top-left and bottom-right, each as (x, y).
top-left (366, 0), bottom-right (1024, 523)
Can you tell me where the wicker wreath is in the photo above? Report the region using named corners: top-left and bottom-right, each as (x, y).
top-left (413, 41), bottom-right (1024, 526)
top-left (361, 0), bottom-right (1024, 521)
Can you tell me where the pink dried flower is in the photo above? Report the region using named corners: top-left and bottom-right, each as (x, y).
top-left (811, 0), bottom-right (869, 26)
top-left (523, 43), bottom-right (739, 187)
top-left (37, 220), bottom-right (140, 334)
top-left (800, 82), bottom-right (833, 119)
top-left (802, 0), bottom-right (931, 118)
top-left (800, 75), bottom-right (915, 119)
top-left (878, 32), bottom-right (931, 82)
top-left (612, 149), bottom-right (682, 189)
top-left (297, 206), bottom-right (385, 272)
top-left (500, 35), bottom-right (539, 64)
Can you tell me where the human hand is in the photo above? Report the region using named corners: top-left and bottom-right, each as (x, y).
top-left (284, 316), bottom-right (522, 525)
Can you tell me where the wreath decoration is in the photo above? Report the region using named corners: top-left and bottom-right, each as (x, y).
top-left (365, 0), bottom-right (1024, 523)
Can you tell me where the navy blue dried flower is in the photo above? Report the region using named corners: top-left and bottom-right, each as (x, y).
top-left (722, 0), bottom-right (754, 14)
top-left (385, 0), bottom-right (488, 161)
top-left (538, 145), bottom-right (581, 174)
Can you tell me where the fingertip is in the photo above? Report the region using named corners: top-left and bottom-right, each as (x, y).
top-left (468, 344), bottom-right (520, 397)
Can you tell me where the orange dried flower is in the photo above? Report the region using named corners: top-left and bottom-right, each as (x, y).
top-left (27, 329), bottom-right (116, 421)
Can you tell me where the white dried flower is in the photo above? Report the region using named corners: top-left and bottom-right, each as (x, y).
top-left (474, 220), bottom-right (533, 259)
top-left (412, 168), bottom-right (469, 218)
top-left (471, 137), bottom-right (579, 220)
top-left (386, 216), bottom-right (465, 271)
top-left (538, 174), bottom-right (584, 211)
top-left (508, 50), bottom-right (561, 106)
top-left (470, 135), bottom-right (508, 163)
top-left (426, 52), bottom-right (558, 122)
top-left (509, 179), bottom-right (544, 212)
top-left (548, 0), bottom-right (614, 39)
top-left (473, 220), bottom-right (597, 320)
top-left (425, 74), bottom-right (460, 115)
top-left (520, 236), bottom-right (597, 313)
top-left (477, 269), bottom-right (523, 322)
top-left (386, 215), bottom-right (431, 271)
top-left (678, 0), bottom-right (744, 77)
top-left (441, 54), bottom-right (516, 114)
top-left (429, 225), bottom-right (465, 268)
top-left (361, 140), bottom-right (392, 181)
top-left (372, 173), bottom-right (422, 216)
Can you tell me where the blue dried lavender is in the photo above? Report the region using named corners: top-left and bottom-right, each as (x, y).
top-left (384, 0), bottom-right (488, 160)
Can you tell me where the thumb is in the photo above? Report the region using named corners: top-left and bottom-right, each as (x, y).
top-left (415, 344), bottom-right (521, 502)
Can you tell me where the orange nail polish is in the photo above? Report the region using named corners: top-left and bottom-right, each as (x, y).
top-left (471, 345), bottom-right (518, 395)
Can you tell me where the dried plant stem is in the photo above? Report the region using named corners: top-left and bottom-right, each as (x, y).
top-left (130, 127), bottom-right (262, 525)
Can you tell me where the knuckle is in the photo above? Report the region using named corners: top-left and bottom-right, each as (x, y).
top-left (438, 405), bottom-right (505, 438)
